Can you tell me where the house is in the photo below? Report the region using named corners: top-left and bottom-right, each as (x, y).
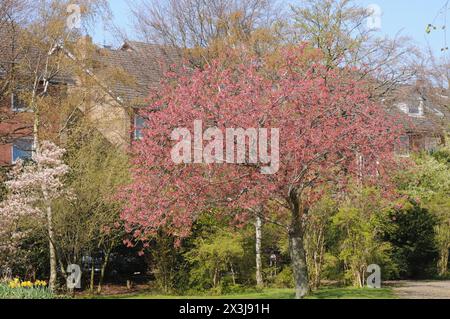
top-left (388, 85), bottom-right (449, 156)
top-left (78, 40), bottom-right (181, 148)
top-left (1, 34), bottom-right (447, 166)
top-left (0, 26), bottom-right (73, 166)
top-left (0, 34), bottom-right (181, 165)
top-left (0, 24), bottom-right (31, 165)
top-left (0, 91), bottom-right (34, 165)
top-left (94, 48), bottom-right (448, 155)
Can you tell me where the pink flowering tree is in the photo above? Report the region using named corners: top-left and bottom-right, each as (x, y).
top-left (121, 46), bottom-right (402, 298)
top-left (0, 141), bottom-right (69, 291)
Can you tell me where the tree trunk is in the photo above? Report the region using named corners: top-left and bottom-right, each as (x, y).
top-left (288, 192), bottom-right (309, 299)
top-left (213, 267), bottom-right (219, 288)
top-left (438, 248), bottom-right (449, 276)
top-left (97, 249), bottom-right (112, 294)
top-left (90, 258), bottom-right (95, 293)
top-left (289, 224), bottom-right (309, 299)
top-left (313, 229), bottom-right (325, 290)
top-left (46, 203), bottom-right (57, 292)
top-left (255, 214), bottom-right (264, 288)
top-left (356, 271), bottom-right (363, 288)
top-left (230, 262), bottom-right (236, 285)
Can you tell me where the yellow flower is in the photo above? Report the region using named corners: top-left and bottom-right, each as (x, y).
top-left (21, 281), bottom-right (33, 288)
top-left (6, 278), bottom-right (48, 289)
top-left (34, 280), bottom-right (48, 287)
top-left (8, 278), bottom-right (22, 289)
top-left (8, 282), bottom-right (17, 289)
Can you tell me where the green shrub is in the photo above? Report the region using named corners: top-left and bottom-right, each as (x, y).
top-left (185, 231), bottom-right (245, 291)
top-left (383, 202), bottom-right (439, 279)
top-left (321, 253), bottom-right (344, 281)
top-left (274, 267), bottom-right (294, 288)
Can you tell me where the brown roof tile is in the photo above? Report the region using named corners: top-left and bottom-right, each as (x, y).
top-left (94, 41), bottom-right (182, 106)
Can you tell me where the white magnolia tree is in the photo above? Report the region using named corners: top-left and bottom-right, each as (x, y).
top-left (0, 141), bottom-right (69, 291)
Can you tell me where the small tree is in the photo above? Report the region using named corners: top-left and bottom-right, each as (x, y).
top-left (383, 202), bottom-right (439, 279)
top-left (332, 186), bottom-right (393, 287)
top-left (304, 192), bottom-right (337, 290)
top-left (51, 129), bottom-right (130, 294)
top-left (185, 231), bottom-right (244, 291)
top-left (397, 148), bottom-right (450, 276)
top-left (430, 196), bottom-right (450, 276)
top-left (0, 141), bottom-right (69, 291)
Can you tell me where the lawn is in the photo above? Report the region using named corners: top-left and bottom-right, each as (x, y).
top-left (87, 287), bottom-right (396, 300)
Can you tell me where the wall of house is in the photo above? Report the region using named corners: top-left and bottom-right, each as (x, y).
top-left (73, 85), bottom-right (132, 149)
top-left (0, 95), bottom-right (33, 166)
top-left (0, 82), bottom-right (72, 166)
top-left (410, 134), bottom-right (442, 152)
top-left (89, 99), bottom-right (131, 148)
top-left (0, 144), bottom-right (12, 166)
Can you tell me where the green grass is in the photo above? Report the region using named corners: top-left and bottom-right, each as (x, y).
top-left (86, 287), bottom-right (395, 300)
top-left (0, 284), bottom-right (56, 299)
top-left (306, 287), bottom-right (395, 299)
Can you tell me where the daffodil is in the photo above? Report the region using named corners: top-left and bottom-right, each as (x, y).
top-left (34, 280), bottom-right (48, 287)
top-left (8, 281), bottom-right (18, 289)
top-left (21, 281), bottom-right (33, 288)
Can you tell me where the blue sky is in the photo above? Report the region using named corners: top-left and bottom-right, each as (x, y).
top-left (95, 0), bottom-right (449, 57)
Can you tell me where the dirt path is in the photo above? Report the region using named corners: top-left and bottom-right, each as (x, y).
top-left (390, 281), bottom-right (450, 299)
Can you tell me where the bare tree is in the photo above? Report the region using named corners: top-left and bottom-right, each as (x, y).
top-left (0, 0), bottom-right (33, 144)
top-left (290, 0), bottom-right (419, 97)
top-left (127, 0), bottom-right (282, 48)
top-left (412, 52), bottom-right (450, 131)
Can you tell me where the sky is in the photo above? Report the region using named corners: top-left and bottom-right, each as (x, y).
top-left (94, 0), bottom-right (450, 58)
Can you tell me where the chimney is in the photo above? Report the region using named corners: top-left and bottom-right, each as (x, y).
top-left (415, 78), bottom-right (427, 96)
top-left (76, 35), bottom-right (93, 61)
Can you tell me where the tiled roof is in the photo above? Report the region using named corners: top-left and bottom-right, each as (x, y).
top-left (0, 26), bottom-right (75, 85)
top-left (94, 41), bottom-right (182, 106)
top-left (1, 29), bottom-right (182, 106)
top-left (386, 88), bottom-right (448, 135)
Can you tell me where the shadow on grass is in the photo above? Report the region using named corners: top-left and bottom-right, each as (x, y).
top-left (306, 288), bottom-right (395, 299)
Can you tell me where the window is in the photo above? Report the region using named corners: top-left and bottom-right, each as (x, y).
top-left (396, 103), bottom-right (408, 114)
top-left (408, 104), bottom-right (420, 114)
top-left (395, 135), bottom-right (410, 157)
top-left (425, 137), bottom-right (440, 152)
top-left (408, 100), bottom-right (424, 117)
top-left (396, 100), bottom-right (424, 117)
top-left (12, 138), bottom-right (33, 163)
top-left (11, 93), bottom-right (28, 112)
top-left (134, 114), bottom-right (146, 140)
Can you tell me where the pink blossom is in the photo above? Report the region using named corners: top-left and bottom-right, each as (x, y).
top-left (120, 46), bottom-right (403, 243)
